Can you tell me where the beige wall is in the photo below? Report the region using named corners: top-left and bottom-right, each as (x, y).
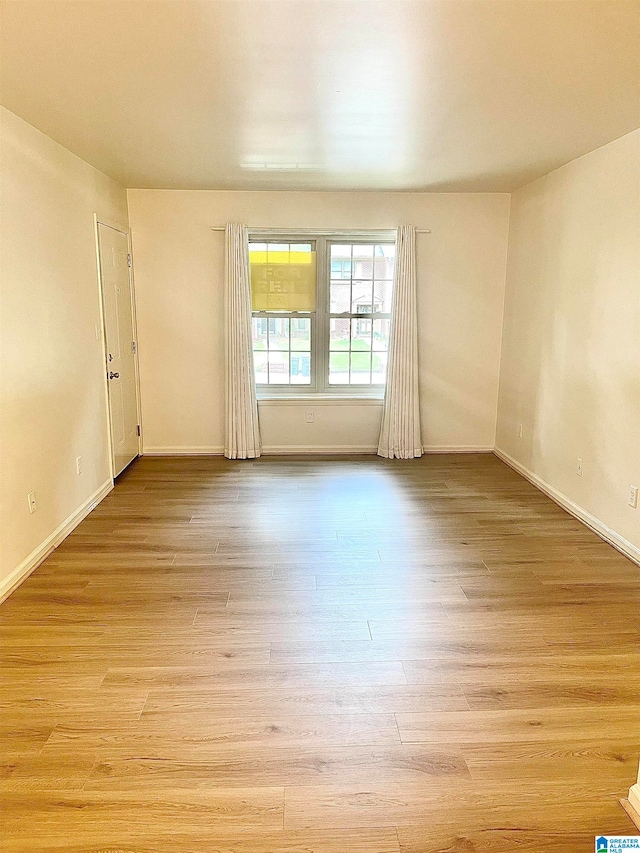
top-left (127, 190), bottom-right (510, 454)
top-left (0, 107), bottom-right (129, 596)
top-left (496, 130), bottom-right (640, 557)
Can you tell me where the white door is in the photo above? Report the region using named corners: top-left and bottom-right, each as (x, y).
top-left (97, 222), bottom-right (139, 476)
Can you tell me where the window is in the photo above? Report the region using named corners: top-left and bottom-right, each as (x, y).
top-left (330, 258), bottom-right (352, 278)
top-left (250, 235), bottom-right (395, 395)
top-left (250, 242), bottom-right (315, 386)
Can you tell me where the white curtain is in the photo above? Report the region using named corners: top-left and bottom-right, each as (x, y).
top-left (224, 223), bottom-right (261, 459)
top-left (377, 225), bottom-right (422, 459)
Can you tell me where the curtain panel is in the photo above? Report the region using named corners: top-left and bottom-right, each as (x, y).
top-left (224, 223), bottom-right (262, 459)
top-left (377, 225), bottom-right (423, 459)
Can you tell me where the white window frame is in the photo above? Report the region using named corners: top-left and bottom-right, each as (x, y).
top-left (250, 229), bottom-right (396, 400)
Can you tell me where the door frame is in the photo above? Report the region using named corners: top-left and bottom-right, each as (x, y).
top-left (94, 214), bottom-right (143, 481)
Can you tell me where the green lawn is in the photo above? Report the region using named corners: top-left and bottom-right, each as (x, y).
top-left (331, 339), bottom-right (366, 351)
top-left (329, 351), bottom-right (385, 371)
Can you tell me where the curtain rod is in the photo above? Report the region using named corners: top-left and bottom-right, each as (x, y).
top-left (210, 226), bottom-right (431, 234)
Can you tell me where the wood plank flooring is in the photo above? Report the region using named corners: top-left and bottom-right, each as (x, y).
top-left (1, 453), bottom-right (639, 851)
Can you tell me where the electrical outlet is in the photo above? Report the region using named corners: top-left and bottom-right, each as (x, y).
top-left (76, 456), bottom-right (82, 475)
top-left (517, 423), bottom-right (523, 439)
top-left (576, 458), bottom-right (583, 477)
top-left (27, 491), bottom-right (37, 513)
top-left (629, 486), bottom-right (639, 509)
top-left (305, 410), bottom-right (314, 424)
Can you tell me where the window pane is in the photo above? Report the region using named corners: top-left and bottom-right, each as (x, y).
top-left (252, 317), bottom-right (267, 350)
top-left (291, 317), bottom-right (310, 351)
top-left (253, 350), bottom-right (268, 384)
top-left (373, 244), bottom-right (395, 280)
top-left (290, 352), bottom-right (311, 384)
top-left (353, 245), bottom-right (373, 280)
top-left (372, 351), bottom-right (388, 384)
top-left (329, 318), bottom-right (350, 351)
top-left (331, 260), bottom-right (352, 278)
top-left (267, 243), bottom-right (289, 256)
top-left (351, 281), bottom-right (373, 314)
top-left (351, 318), bottom-right (372, 350)
top-left (268, 351), bottom-right (289, 384)
top-left (329, 351), bottom-right (349, 384)
top-left (250, 243), bottom-right (316, 311)
top-left (268, 318), bottom-right (289, 350)
top-left (373, 280), bottom-right (393, 313)
top-left (330, 283), bottom-right (350, 313)
top-left (253, 315), bottom-right (312, 386)
top-left (330, 244), bottom-right (352, 260)
top-left (372, 318), bottom-right (390, 351)
top-left (350, 351), bottom-right (372, 383)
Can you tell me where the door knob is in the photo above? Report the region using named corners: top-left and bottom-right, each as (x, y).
top-left (109, 371), bottom-right (120, 379)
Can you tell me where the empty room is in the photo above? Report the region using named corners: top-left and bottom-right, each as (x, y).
top-left (1, 0), bottom-right (640, 849)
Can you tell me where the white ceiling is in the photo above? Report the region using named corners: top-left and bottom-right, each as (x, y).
top-left (1, 0), bottom-right (638, 192)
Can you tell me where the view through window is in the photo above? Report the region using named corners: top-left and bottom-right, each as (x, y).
top-left (328, 243), bottom-right (394, 385)
top-left (250, 237), bottom-right (395, 393)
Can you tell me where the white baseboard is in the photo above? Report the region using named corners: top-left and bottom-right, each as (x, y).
top-left (494, 447), bottom-right (640, 567)
top-left (261, 445), bottom-right (378, 455)
top-left (623, 780), bottom-right (640, 829)
top-left (423, 445), bottom-right (494, 453)
top-left (0, 479), bottom-right (114, 604)
top-left (143, 446), bottom-right (225, 455)
top-left (264, 445), bottom-right (491, 455)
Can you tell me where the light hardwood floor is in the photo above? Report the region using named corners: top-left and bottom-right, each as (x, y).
top-left (2, 453), bottom-right (639, 851)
